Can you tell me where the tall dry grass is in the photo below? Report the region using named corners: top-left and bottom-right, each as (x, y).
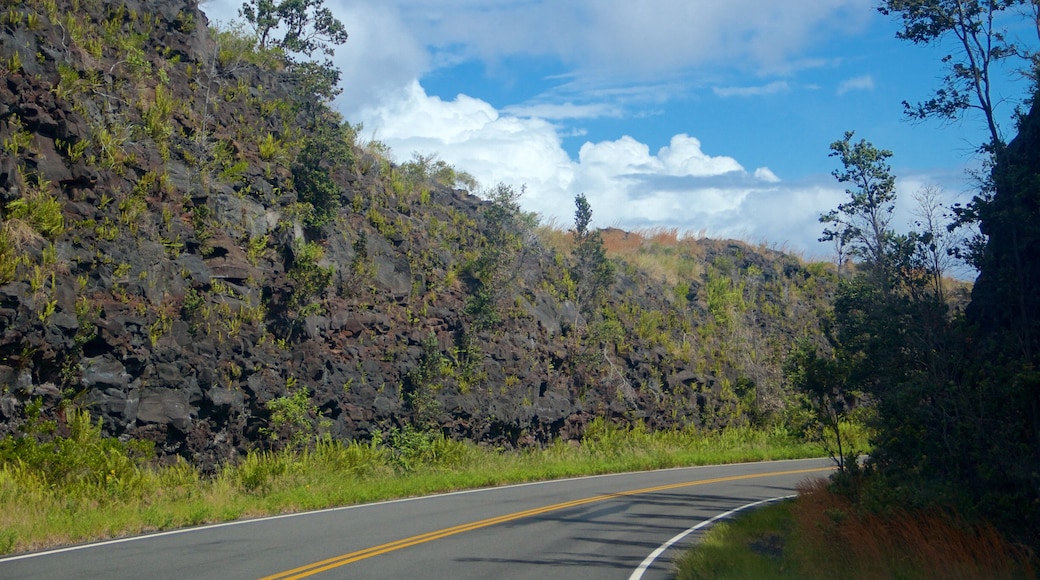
top-left (792, 478), bottom-right (1035, 579)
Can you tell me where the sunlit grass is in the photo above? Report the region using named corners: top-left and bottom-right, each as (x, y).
top-left (0, 417), bottom-right (822, 555)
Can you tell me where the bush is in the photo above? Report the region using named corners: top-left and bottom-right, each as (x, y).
top-left (0, 408), bottom-right (154, 502)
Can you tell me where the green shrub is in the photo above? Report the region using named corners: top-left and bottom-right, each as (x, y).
top-left (385, 426), bottom-right (470, 471)
top-left (5, 185), bottom-right (64, 239)
top-left (260, 377), bottom-right (326, 450)
top-left (287, 241), bottom-right (334, 311)
top-left (0, 409), bottom-right (154, 502)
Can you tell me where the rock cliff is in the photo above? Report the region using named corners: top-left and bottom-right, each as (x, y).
top-left (0, 0), bottom-right (833, 468)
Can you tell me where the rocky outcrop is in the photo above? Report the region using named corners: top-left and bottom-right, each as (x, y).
top-left (0, 0), bottom-right (832, 469)
top-left (967, 99), bottom-right (1040, 355)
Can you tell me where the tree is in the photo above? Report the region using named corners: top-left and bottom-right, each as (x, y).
top-left (819, 132), bottom-right (899, 288)
top-left (240, 0), bottom-right (348, 59)
top-left (785, 339), bottom-right (857, 473)
top-left (911, 185), bottom-right (962, 301)
top-left (877, 0), bottom-right (1033, 151)
top-left (813, 133), bottom-right (961, 494)
top-left (878, 0), bottom-right (1039, 269)
top-left (571, 193), bottom-right (615, 314)
top-left (464, 184), bottom-right (533, 329)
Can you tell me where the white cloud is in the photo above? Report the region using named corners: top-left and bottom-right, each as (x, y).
top-left (754, 167), bottom-right (781, 183)
top-left (357, 81), bottom-right (577, 208)
top-left (837, 74), bottom-right (875, 95)
top-left (712, 81), bottom-right (790, 98)
top-left (359, 82), bottom-right (849, 255)
top-left (201, 0), bottom-right (428, 114)
top-left (197, 0), bottom-right (880, 256)
top-left (395, 0), bottom-right (873, 79)
top-left (503, 102), bottom-right (623, 121)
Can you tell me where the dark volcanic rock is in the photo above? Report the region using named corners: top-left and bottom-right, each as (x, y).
top-left (0, 0), bottom-right (833, 465)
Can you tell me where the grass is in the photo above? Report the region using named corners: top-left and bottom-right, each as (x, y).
top-left (0, 415), bottom-right (823, 555)
top-left (675, 477), bottom-right (1037, 579)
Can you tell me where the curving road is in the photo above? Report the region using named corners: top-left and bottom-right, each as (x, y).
top-left (0, 458), bottom-right (833, 579)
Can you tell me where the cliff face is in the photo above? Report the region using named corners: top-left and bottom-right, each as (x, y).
top-left (0, 0), bottom-right (832, 468)
top-left (967, 99), bottom-right (1040, 357)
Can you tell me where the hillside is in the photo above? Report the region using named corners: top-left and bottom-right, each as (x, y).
top-left (0, 0), bottom-right (836, 469)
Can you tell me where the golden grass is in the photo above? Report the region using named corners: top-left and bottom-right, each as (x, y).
top-left (791, 478), bottom-right (1035, 579)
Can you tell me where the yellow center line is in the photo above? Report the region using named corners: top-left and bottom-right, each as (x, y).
top-left (261, 466), bottom-right (832, 580)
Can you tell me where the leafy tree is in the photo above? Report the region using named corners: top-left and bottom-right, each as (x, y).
top-left (811, 133), bottom-right (960, 490)
top-left (464, 184), bottom-right (533, 329)
top-left (785, 339), bottom-right (856, 473)
top-left (287, 240), bottom-right (333, 314)
top-left (292, 115), bottom-right (355, 228)
top-left (240, 0), bottom-right (348, 58)
top-left (240, 0), bottom-right (347, 111)
top-left (877, 0), bottom-right (1032, 151)
top-left (878, 0), bottom-right (1038, 266)
top-left (819, 132), bottom-right (901, 287)
top-left (571, 193), bottom-right (615, 314)
top-left (860, 1), bottom-right (1040, 549)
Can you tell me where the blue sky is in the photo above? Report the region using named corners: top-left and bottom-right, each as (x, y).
top-left (202, 0), bottom-right (1035, 260)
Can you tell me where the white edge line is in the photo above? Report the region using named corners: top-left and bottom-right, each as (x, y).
top-left (627, 494), bottom-right (795, 580)
top-left (0, 458), bottom-right (823, 563)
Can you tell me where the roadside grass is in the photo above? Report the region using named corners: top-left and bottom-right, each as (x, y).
top-left (675, 477), bottom-right (1036, 580)
top-left (675, 497), bottom-right (800, 579)
top-left (0, 413), bottom-right (822, 555)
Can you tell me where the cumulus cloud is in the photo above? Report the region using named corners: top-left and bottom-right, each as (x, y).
top-left (837, 74), bottom-right (875, 95)
top-left (754, 167), bottom-right (781, 183)
top-left (358, 83), bottom-right (849, 255)
top-left (357, 81), bottom-right (577, 209)
top-left (197, 0), bottom-right (885, 256)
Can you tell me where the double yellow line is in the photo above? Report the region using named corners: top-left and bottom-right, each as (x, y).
top-left (262, 466), bottom-right (831, 579)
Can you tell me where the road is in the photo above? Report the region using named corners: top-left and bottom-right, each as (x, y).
top-left (0, 458), bottom-right (832, 579)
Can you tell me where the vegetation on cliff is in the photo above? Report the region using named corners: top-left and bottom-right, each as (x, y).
top-left (0, 0), bottom-right (841, 473)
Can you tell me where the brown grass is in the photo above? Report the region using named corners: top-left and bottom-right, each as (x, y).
top-left (792, 478), bottom-right (1035, 579)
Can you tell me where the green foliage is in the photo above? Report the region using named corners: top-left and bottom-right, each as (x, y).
top-left (385, 425), bottom-right (469, 471)
top-left (464, 184), bottom-right (532, 329)
top-left (571, 193), bottom-right (615, 314)
top-left (784, 339), bottom-right (859, 472)
top-left (403, 333), bottom-right (445, 428)
top-left (0, 409), bottom-right (154, 502)
top-left (675, 500), bottom-right (797, 580)
top-left (212, 23), bottom-right (285, 69)
top-left (0, 227), bottom-right (16, 284)
top-left (142, 84), bottom-right (174, 159)
top-left (246, 234), bottom-right (269, 266)
top-left (5, 178), bottom-right (64, 239)
top-left (705, 270), bottom-right (744, 327)
top-left (2, 118), bottom-right (32, 155)
top-left (0, 418), bottom-right (821, 554)
top-left (820, 131), bottom-right (898, 279)
top-left (260, 377), bottom-right (327, 450)
top-left (257, 132), bottom-right (286, 163)
top-left (287, 240), bottom-right (333, 311)
top-left (240, 0), bottom-right (348, 58)
top-left (877, 0), bottom-right (1025, 150)
top-left (292, 119), bottom-right (352, 227)
top-left (400, 152), bottom-right (478, 192)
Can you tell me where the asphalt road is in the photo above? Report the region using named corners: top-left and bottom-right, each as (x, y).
top-left (0, 458), bottom-right (833, 579)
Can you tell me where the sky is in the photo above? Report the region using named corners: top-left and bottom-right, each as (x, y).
top-left (200, 0), bottom-right (1035, 261)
